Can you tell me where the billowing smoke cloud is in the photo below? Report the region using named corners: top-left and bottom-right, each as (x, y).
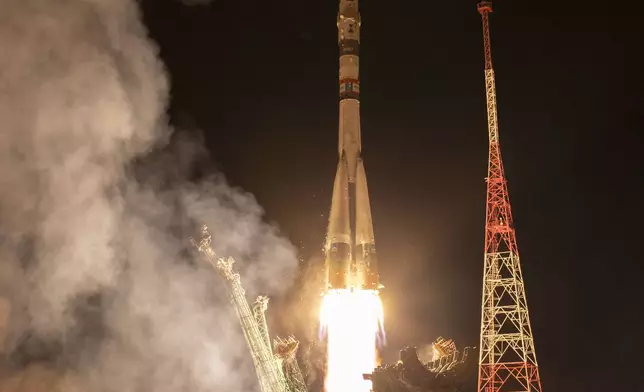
top-left (0, 0), bottom-right (298, 391)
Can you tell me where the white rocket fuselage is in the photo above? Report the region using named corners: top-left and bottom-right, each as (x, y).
top-left (325, 0), bottom-right (378, 292)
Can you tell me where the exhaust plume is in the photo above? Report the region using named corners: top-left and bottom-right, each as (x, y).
top-left (0, 0), bottom-right (298, 391)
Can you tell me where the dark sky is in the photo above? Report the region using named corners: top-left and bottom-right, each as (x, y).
top-left (140, 0), bottom-right (643, 391)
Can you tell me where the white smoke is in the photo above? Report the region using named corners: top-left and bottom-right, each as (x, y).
top-left (0, 0), bottom-right (298, 391)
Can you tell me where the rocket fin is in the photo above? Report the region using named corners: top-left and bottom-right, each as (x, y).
top-left (355, 159), bottom-right (379, 290)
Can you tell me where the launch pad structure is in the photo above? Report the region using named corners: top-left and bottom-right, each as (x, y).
top-left (191, 221), bottom-right (473, 392)
top-left (191, 225), bottom-right (473, 392)
top-left (365, 339), bottom-right (476, 392)
top-left (192, 226), bottom-right (307, 392)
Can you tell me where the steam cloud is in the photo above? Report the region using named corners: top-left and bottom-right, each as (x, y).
top-left (0, 0), bottom-right (298, 391)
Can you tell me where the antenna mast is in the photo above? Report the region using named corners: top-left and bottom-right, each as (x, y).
top-left (476, 2), bottom-right (544, 392)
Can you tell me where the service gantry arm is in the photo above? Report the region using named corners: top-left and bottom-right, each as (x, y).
top-left (252, 298), bottom-right (308, 392)
top-left (192, 226), bottom-right (286, 392)
top-left (274, 336), bottom-right (308, 392)
top-left (252, 296), bottom-right (291, 391)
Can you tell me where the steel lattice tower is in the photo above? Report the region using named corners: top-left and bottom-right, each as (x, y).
top-left (193, 227), bottom-right (286, 392)
top-left (476, 2), bottom-right (544, 392)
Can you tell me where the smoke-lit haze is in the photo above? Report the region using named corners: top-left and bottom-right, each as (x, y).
top-left (0, 0), bottom-right (298, 391)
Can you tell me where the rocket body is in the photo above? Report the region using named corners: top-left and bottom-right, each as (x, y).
top-left (325, 0), bottom-right (379, 292)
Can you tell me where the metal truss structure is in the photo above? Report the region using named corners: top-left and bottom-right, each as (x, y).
top-left (426, 338), bottom-right (472, 375)
top-left (476, 2), bottom-right (544, 392)
top-left (192, 226), bottom-right (285, 392)
top-left (192, 226), bottom-right (308, 392)
top-left (431, 337), bottom-right (457, 360)
top-left (253, 296), bottom-right (272, 350)
top-left (274, 336), bottom-right (309, 392)
top-left (365, 344), bottom-right (476, 392)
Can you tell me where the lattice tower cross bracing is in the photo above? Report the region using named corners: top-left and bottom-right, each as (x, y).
top-left (193, 226), bottom-right (308, 392)
top-left (476, 2), bottom-right (544, 392)
top-left (192, 227), bottom-right (287, 392)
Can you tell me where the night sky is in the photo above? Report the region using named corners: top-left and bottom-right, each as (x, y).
top-left (140, 0), bottom-right (643, 390)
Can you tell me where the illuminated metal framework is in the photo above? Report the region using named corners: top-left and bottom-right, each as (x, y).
top-left (274, 336), bottom-right (309, 392)
top-left (431, 336), bottom-right (457, 360)
top-left (365, 344), bottom-right (476, 392)
top-left (476, 2), bottom-right (544, 392)
top-left (426, 338), bottom-right (473, 374)
top-left (192, 226), bottom-right (307, 392)
top-left (253, 296), bottom-right (272, 349)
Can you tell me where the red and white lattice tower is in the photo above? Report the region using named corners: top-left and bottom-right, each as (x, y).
top-left (476, 2), bottom-right (544, 392)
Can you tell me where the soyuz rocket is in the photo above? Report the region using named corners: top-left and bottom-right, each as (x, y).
top-left (324, 0), bottom-right (379, 292)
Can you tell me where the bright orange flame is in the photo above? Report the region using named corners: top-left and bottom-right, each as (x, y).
top-left (320, 289), bottom-right (384, 392)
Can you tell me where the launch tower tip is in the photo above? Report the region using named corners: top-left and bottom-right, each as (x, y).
top-left (477, 1), bottom-right (493, 14)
